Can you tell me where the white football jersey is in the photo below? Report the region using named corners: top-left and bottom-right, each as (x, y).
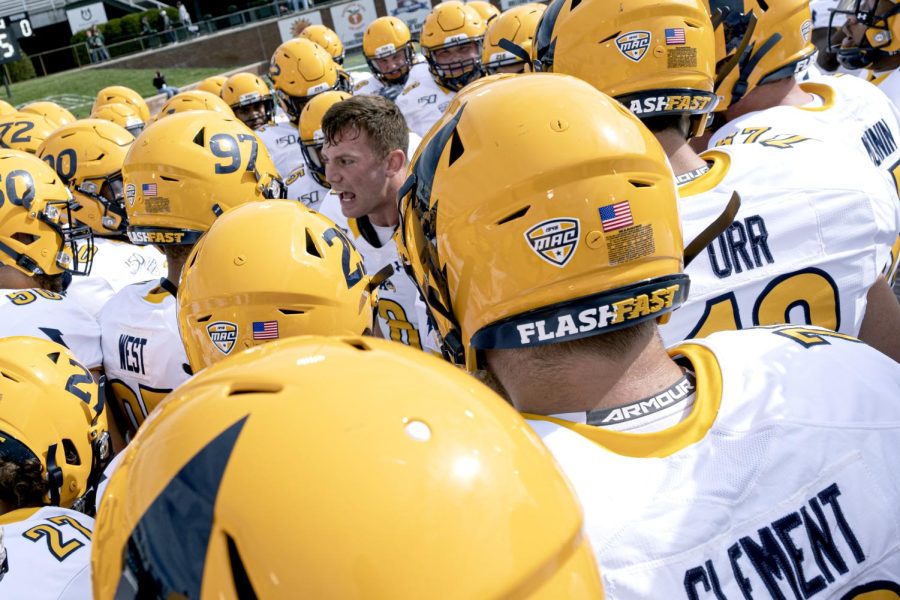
top-left (709, 75), bottom-right (900, 185)
top-left (661, 139), bottom-right (900, 346)
top-left (394, 63), bottom-right (454, 138)
top-left (0, 507), bottom-right (93, 599)
top-left (870, 69), bottom-right (900, 112)
top-left (526, 325), bottom-right (900, 599)
top-left (66, 237), bottom-right (165, 320)
top-left (0, 288), bottom-right (101, 369)
top-left (284, 161), bottom-right (330, 209)
top-left (99, 279), bottom-right (190, 436)
top-left (256, 120), bottom-right (302, 182)
top-left (340, 214), bottom-right (430, 350)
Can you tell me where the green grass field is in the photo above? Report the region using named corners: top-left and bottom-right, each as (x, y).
top-left (1, 51), bottom-right (368, 118)
top-left (3, 67), bottom-right (227, 117)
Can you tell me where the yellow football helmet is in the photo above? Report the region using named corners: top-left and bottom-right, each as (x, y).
top-left (20, 102), bottom-right (76, 128)
top-left (708, 0), bottom-right (817, 109)
top-left (90, 101), bottom-right (146, 138)
top-left (483, 4), bottom-right (546, 74)
top-left (0, 149), bottom-right (94, 276)
top-left (398, 74), bottom-right (686, 370)
top-left (298, 23), bottom-right (345, 64)
top-left (420, 0), bottom-right (488, 91)
top-left (364, 16), bottom-right (417, 85)
top-left (93, 85), bottom-right (151, 123)
top-left (36, 119), bottom-right (134, 236)
top-left (156, 90), bottom-right (234, 121)
top-left (0, 112), bottom-right (58, 154)
top-left (195, 74), bottom-right (228, 96)
top-left (220, 72), bottom-right (276, 131)
top-left (178, 201), bottom-right (375, 370)
top-left (533, 0), bottom-right (716, 136)
top-left (299, 90), bottom-right (351, 187)
top-left (269, 37), bottom-right (351, 123)
top-left (92, 335), bottom-right (603, 599)
top-left (468, 0), bottom-right (501, 23)
top-left (0, 337), bottom-right (110, 510)
top-left (831, 0), bottom-right (900, 69)
top-left (122, 111), bottom-right (285, 247)
top-left (0, 99), bottom-right (15, 116)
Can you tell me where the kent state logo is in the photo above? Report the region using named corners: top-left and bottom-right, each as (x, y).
top-left (207, 321), bottom-right (238, 355)
top-left (616, 31), bottom-right (651, 62)
top-left (524, 218), bottom-right (580, 267)
top-left (125, 183), bottom-right (136, 207)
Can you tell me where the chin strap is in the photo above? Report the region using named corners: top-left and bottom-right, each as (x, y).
top-left (45, 443), bottom-right (63, 507)
top-left (683, 191), bottom-right (742, 267)
top-left (498, 37), bottom-right (531, 64)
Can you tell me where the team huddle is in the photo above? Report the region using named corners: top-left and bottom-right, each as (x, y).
top-left (0, 0), bottom-right (899, 597)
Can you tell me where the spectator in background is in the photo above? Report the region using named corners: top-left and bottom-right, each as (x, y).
top-left (160, 8), bottom-right (175, 44)
top-left (177, 2), bottom-right (192, 26)
top-left (153, 71), bottom-right (180, 99)
top-left (177, 1), bottom-right (198, 38)
top-left (140, 16), bottom-right (154, 36)
top-left (88, 26), bottom-right (110, 63)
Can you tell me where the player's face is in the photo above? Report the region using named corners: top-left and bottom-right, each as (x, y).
top-left (322, 128), bottom-right (393, 220)
top-left (372, 48), bottom-right (410, 79)
top-left (234, 101), bottom-right (268, 131)
top-left (433, 42), bottom-right (480, 76)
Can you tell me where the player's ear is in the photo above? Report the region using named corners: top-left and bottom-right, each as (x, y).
top-left (385, 148), bottom-right (406, 176)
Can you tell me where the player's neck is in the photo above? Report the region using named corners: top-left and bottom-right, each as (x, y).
top-left (873, 54), bottom-right (900, 73)
top-left (484, 330), bottom-right (684, 416)
top-left (723, 77), bottom-right (814, 122)
top-left (367, 172), bottom-right (405, 228)
top-left (0, 265), bottom-right (37, 290)
top-left (164, 249), bottom-right (190, 287)
top-left (654, 128), bottom-right (708, 177)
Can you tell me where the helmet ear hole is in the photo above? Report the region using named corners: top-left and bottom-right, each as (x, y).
top-left (305, 228), bottom-right (322, 258)
top-left (10, 232), bottom-right (37, 245)
top-left (61, 439), bottom-right (81, 466)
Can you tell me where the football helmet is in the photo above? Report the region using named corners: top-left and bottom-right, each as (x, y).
top-left (420, 0), bottom-right (488, 91)
top-left (0, 112), bottom-right (59, 154)
top-left (20, 102), bottom-right (76, 128)
top-left (298, 24), bottom-right (345, 64)
top-left (398, 74), bottom-right (686, 370)
top-left (0, 100), bottom-right (15, 116)
top-left (830, 0), bottom-right (900, 69)
top-left (483, 4), bottom-right (546, 74)
top-left (178, 200), bottom-right (376, 370)
top-left (708, 0), bottom-right (817, 109)
top-left (220, 72), bottom-right (276, 131)
top-left (155, 90), bottom-right (234, 121)
top-left (299, 90), bottom-right (352, 187)
top-left (92, 335), bottom-right (603, 599)
top-left (91, 101), bottom-right (146, 137)
top-left (532, 0), bottom-right (716, 136)
top-left (122, 111), bottom-right (285, 247)
top-left (93, 85), bottom-right (151, 123)
top-left (195, 75), bottom-right (228, 96)
top-left (363, 16), bottom-right (417, 85)
top-left (0, 149), bottom-right (94, 276)
top-left (0, 337), bottom-right (110, 510)
top-left (37, 119), bottom-right (134, 236)
top-left (468, 0), bottom-right (501, 23)
top-left (269, 37), bottom-right (351, 124)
